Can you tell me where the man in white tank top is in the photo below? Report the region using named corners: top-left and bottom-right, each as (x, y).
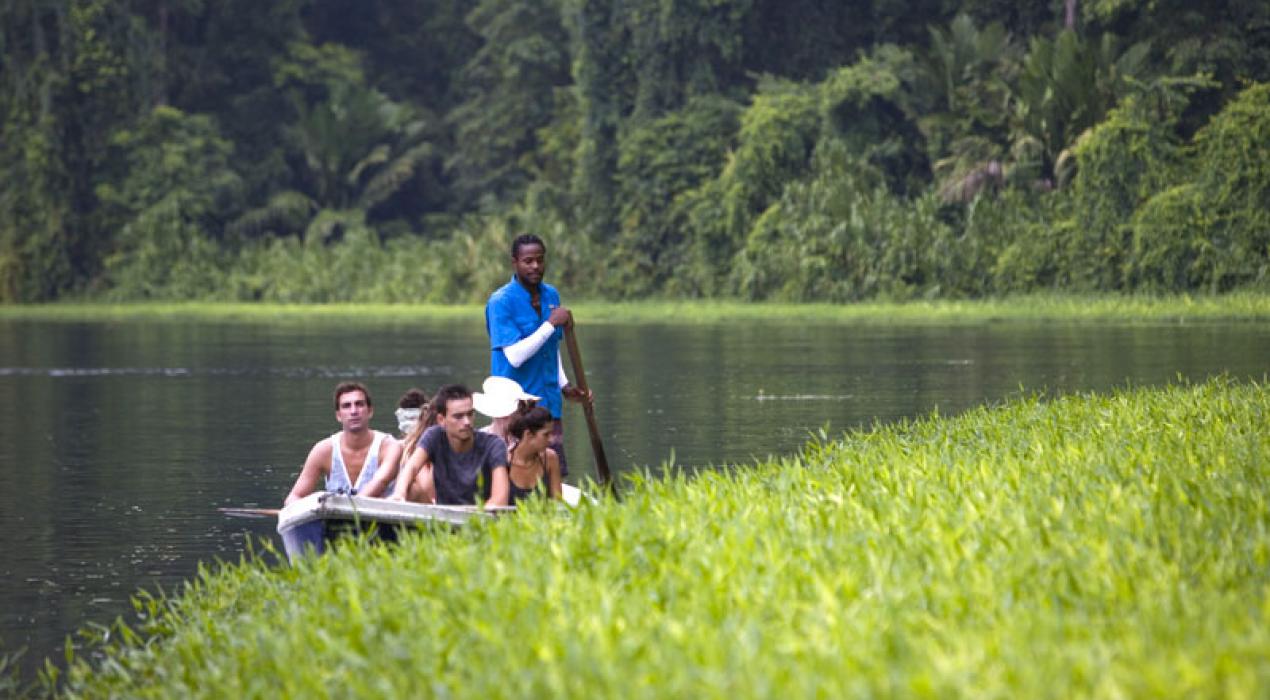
top-left (284, 381), bottom-right (404, 505)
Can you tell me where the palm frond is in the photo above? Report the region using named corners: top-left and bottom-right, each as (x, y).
top-left (304, 208), bottom-right (366, 244)
top-left (226, 190), bottom-right (317, 238)
top-left (934, 135), bottom-right (1005, 202)
top-left (347, 144), bottom-right (390, 186)
top-left (357, 143), bottom-right (435, 211)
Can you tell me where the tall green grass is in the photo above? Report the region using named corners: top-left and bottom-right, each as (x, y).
top-left (3, 292), bottom-right (1270, 325)
top-left (55, 378), bottom-right (1269, 698)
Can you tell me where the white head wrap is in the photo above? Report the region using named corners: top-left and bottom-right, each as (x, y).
top-left (395, 407), bottom-right (422, 434)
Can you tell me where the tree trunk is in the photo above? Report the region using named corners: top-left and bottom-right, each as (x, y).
top-left (157, 1), bottom-right (170, 105)
top-left (1065, 0), bottom-right (1077, 30)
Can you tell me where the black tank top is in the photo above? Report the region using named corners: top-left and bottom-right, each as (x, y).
top-left (508, 455), bottom-right (547, 505)
top-left (508, 475), bottom-right (545, 505)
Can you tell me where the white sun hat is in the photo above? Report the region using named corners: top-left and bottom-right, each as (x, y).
top-left (472, 376), bottom-right (540, 418)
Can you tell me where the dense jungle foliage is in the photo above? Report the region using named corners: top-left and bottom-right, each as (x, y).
top-left (2, 1), bottom-right (1268, 302)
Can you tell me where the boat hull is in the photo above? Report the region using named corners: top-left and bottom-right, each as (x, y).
top-left (276, 492), bottom-right (495, 562)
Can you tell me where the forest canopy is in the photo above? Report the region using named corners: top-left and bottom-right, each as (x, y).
top-left (2, 0), bottom-right (1267, 302)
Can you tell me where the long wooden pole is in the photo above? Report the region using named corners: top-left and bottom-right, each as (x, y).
top-left (563, 324), bottom-right (615, 494)
top-left (218, 507), bottom-right (281, 518)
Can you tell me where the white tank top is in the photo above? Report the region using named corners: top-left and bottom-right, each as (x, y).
top-left (325, 431), bottom-right (387, 494)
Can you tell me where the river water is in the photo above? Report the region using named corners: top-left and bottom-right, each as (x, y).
top-left (1, 315), bottom-right (1267, 678)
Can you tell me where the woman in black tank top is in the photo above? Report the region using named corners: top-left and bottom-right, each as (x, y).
top-left (506, 406), bottom-right (563, 505)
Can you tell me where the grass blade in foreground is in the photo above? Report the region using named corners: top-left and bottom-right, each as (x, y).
top-left (58, 379), bottom-right (1270, 698)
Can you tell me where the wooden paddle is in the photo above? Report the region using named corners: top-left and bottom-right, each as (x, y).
top-left (563, 323), bottom-right (615, 494)
top-left (218, 506), bottom-right (281, 519)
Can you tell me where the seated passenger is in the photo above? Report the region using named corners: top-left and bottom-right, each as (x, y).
top-left (505, 406), bottom-right (563, 504)
top-left (389, 384), bottom-right (509, 508)
top-left (394, 387), bottom-right (430, 447)
top-left (284, 381), bottom-right (403, 505)
top-left (359, 388), bottom-right (438, 500)
top-left (398, 393), bottom-right (441, 463)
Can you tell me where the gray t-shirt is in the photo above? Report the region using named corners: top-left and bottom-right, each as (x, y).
top-left (418, 425), bottom-right (508, 505)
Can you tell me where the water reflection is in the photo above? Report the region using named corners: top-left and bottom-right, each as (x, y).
top-left (0, 317), bottom-right (1267, 678)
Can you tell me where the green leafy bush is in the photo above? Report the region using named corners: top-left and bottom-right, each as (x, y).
top-left (819, 46), bottom-right (929, 195)
top-left (1185, 81), bottom-right (1270, 289)
top-left (218, 201), bottom-right (597, 304)
top-left (97, 107), bottom-right (243, 300)
top-left (976, 190), bottom-right (1065, 293)
top-left (1130, 82), bottom-right (1270, 292)
top-left (608, 96), bottom-right (742, 297)
top-left (1128, 184), bottom-right (1209, 291)
top-left (1064, 97), bottom-right (1183, 290)
top-left (731, 142), bottom-right (955, 302)
top-left (706, 77), bottom-right (822, 267)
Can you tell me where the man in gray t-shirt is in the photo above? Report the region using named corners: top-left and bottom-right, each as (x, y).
top-left (419, 424), bottom-right (507, 505)
top-left (387, 384), bottom-right (509, 507)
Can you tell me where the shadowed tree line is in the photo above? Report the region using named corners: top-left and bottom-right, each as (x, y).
top-left (1, 0), bottom-right (1267, 302)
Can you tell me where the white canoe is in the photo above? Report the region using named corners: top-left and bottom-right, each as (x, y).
top-left (276, 486), bottom-right (589, 561)
top-left (276, 492), bottom-right (502, 561)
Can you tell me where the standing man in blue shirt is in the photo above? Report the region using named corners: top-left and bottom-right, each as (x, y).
top-left (485, 234), bottom-right (590, 476)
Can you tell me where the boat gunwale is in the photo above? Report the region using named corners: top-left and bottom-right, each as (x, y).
top-left (276, 492), bottom-right (507, 534)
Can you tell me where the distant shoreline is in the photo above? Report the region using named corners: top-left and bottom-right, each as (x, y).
top-left (3, 292), bottom-right (1270, 325)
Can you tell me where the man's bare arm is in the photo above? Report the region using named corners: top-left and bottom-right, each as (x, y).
top-left (546, 449), bottom-right (563, 500)
top-left (485, 466), bottom-right (510, 508)
top-left (391, 447), bottom-right (429, 500)
top-left (358, 438), bottom-right (403, 498)
top-left (284, 440), bottom-right (331, 506)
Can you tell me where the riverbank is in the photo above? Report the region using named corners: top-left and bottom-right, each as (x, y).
top-left (46, 378), bottom-right (1269, 698)
top-left (2, 291), bottom-right (1270, 325)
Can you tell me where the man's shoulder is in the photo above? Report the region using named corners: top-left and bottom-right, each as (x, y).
top-left (473, 432), bottom-right (508, 463)
top-left (487, 278), bottom-right (521, 306)
top-left (473, 431), bottom-right (507, 449)
top-left (420, 425), bottom-right (444, 444)
top-left (313, 433), bottom-right (338, 452)
top-left (305, 435), bottom-right (336, 469)
top-left (373, 430), bottom-right (399, 454)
